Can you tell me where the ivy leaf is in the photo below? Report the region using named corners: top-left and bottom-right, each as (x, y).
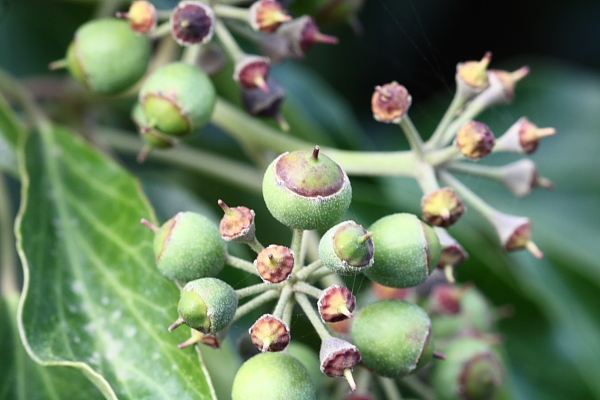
top-left (0, 294), bottom-right (106, 400)
top-left (16, 125), bottom-right (217, 400)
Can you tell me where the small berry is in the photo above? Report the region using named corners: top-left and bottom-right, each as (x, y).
top-left (319, 337), bottom-right (361, 391)
top-left (455, 52), bottom-right (492, 100)
top-left (218, 200), bottom-right (256, 243)
top-left (250, 314), bottom-right (291, 352)
top-left (138, 62), bottom-right (216, 137)
top-left (116, 1), bottom-right (157, 34)
top-left (363, 213), bottom-right (441, 288)
top-left (249, 0), bottom-right (292, 33)
top-left (277, 16), bottom-right (339, 58)
top-left (231, 352), bottom-right (316, 400)
top-left (495, 117), bottom-right (556, 154)
top-left (319, 220), bottom-right (374, 275)
top-left (456, 121), bottom-right (495, 160)
top-left (132, 102), bottom-right (177, 154)
top-left (169, 277), bottom-right (238, 334)
top-left (421, 187), bottom-right (466, 228)
top-left (352, 299), bottom-right (435, 378)
top-left (254, 245), bottom-right (294, 283)
top-left (435, 228), bottom-right (468, 283)
top-left (262, 146), bottom-right (352, 230)
top-left (234, 55), bottom-right (271, 92)
top-left (51, 18), bottom-right (151, 95)
top-left (371, 82), bottom-right (412, 123)
top-left (477, 66), bottom-right (529, 107)
top-left (170, 1), bottom-right (216, 46)
top-left (489, 211), bottom-right (543, 258)
top-left (242, 76), bottom-right (288, 130)
top-left (142, 212), bottom-right (226, 282)
top-left (318, 285), bottom-right (356, 323)
top-left (497, 159), bottom-right (554, 197)
top-left (431, 337), bottom-right (504, 400)
top-left (428, 284), bottom-right (466, 315)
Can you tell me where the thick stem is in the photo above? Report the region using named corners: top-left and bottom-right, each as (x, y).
top-left (247, 237), bottom-right (265, 254)
top-left (182, 44), bottom-right (203, 65)
top-left (293, 281), bottom-right (323, 299)
top-left (290, 229), bottom-right (304, 271)
top-left (214, 4), bottom-right (250, 21)
top-left (426, 145), bottom-right (463, 167)
top-left (226, 254), bottom-right (260, 276)
top-left (295, 292), bottom-right (331, 340)
top-left (273, 284), bottom-right (293, 318)
top-left (233, 289), bottom-right (280, 322)
top-left (215, 19), bottom-right (245, 62)
top-left (99, 128), bottom-right (263, 194)
top-left (236, 282), bottom-right (283, 299)
top-left (415, 161), bottom-right (440, 195)
top-left (398, 115), bottom-right (425, 160)
top-left (378, 376), bottom-right (403, 400)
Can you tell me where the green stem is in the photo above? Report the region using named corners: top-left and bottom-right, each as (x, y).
top-left (182, 44), bottom-right (203, 65)
top-left (211, 99), bottom-right (418, 177)
top-left (247, 237), bottom-right (265, 254)
top-left (426, 145), bottom-right (463, 167)
top-left (236, 282), bottom-right (282, 299)
top-left (226, 254), bottom-right (259, 276)
top-left (295, 292), bottom-right (331, 340)
top-left (318, 271), bottom-right (344, 287)
top-left (233, 289), bottom-right (279, 322)
top-left (400, 376), bottom-right (437, 400)
top-left (354, 366), bottom-right (373, 395)
top-left (99, 127), bottom-right (263, 194)
top-left (447, 161), bottom-right (504, 180)
top-left (310, 267), bottom-right (334, 282)
top-left (290, 229), bottom-right (304, 271)
top-left (295, 259), bottom-right (323, 281)
top-left (273, 284), bottom-right (293, 318)
top-left (378, 376), bottom-right (403, 400)
top-left (293, 281), bottom-right (323, 299)
top-left (215, 19), bottom-right (245, 62)
top-left (282, 297), bottom-right (295, 327)
top-left (415, 161), bottom-right (440, 195)
top-left (0, 173), bottom-right (18, 296)
top-left (438, 170), bottom-right (495, 219)
top-left (214, 4), bottom-right (250, 22)
top-left (149, 21), bottom-right (172, 39)
top-left (398, 115), bottom-right (425, 159)
top-left (438, 96), bottom-right (487, 147)
top-left (427, 92), bottom-right (467, 149)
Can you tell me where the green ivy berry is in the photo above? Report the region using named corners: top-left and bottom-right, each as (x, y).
top-left (139, 62), bottom-right (216, 137)
top-left (319, 220), bottom-right (374, 275)
top-left (431, 337), bottom-right (504, 400)
top-left (262, 146), bottom-right (352, 230)
top-left (232, 352), bottom-right (316, 400)
top-left (169, 277), bottom-right (237, 334)
top-left (144, 212), bottom-right (226, 282)
top-left (352, 299), bottom-right (434, 378)
top-left (363, 213), bottom-right (441, 288)
top-left (57, 18), bottom-right (151, 94)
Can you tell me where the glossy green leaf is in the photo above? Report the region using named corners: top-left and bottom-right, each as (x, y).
top-left (16, 125), bottom-right (217, 400)
top-left (0, 294), bottom-right (105, 400)
top-left (0, 93), bottom-right (23, 177)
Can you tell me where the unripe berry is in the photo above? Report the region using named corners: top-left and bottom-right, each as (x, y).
top-left (52, 19), bottom-right (151, 94)
top-left (250, 314), bottom-right (291, 352)
top-left (352, 299), bottom-right (434, 378)
top-left (287, 342), bottom-right (324, 389)
top-left (142, 212), bottom-right (226, 282)
top-left (169, 277), bottom-right (238, 334)
top-left (242, 76), bottom-right (288, 130)
top-left (254, 245), bottom-right (294, 283)
top-left (456, 121), bottom-right (495, 160)
top-left (139, 62), bottom-right (216, 137)
top-left (371, 82), bottom-right (411, 123)
top-left (319, 220), bottom-right (374, 275)
top-left (262, 147), bottom-right (352, 230)
top-left (455, 52), bottom-right (492, 100)
top-left (421, 188), bottom-right (466, 228)
top-left (318, 285), bottom-right (356, 322)
top-left (116, 1), bottom-right (157, 34)
top-left (218, 200), bottom-right (256, 243)
top-left (234, 55), bottom-right (271, 92)
top-left (431, 337), bottom-right (504, 400)
top-left (495, 117), bottom-right (556, 155)
top-left (319, 337), bottom-right (361, 390)
top-left (249, 0), bottom-right (292, 33)
top-left (363, 213), bottom-right (441, 288)
top-left (232, 352), bottom-right (316, 400)
top-left (277, 16), bottom-right (339, 58)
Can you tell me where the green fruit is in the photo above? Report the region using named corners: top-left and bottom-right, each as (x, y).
top-left (139, 62), bottom-right (216, 137)
top-left (431, 337), bottom-right (504, 400)
top-left (352, 299), bottom-right (434, 378)
top-left (363, 213), bottom-right (441, 288)
top-left (287, 342), bottom-right (323, 389)
top-left (262, 147), bottom-right (352, 230)
top-left (319, 220), bottom-right (374, 275)
top-left (152, 212), bottom-right (226, 282)
top-left (232, 352), bottom-right (316, 400)
top-left (64, 18), bottom-right (151, 94)
top-left (172, 277), bottom-right (237, 334)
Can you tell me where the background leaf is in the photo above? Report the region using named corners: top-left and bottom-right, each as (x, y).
top-left (16, 125), bottom-right (216, 400)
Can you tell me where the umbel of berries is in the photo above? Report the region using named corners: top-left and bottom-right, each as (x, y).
top-left (142, 212), bottom-right (226, 282)
top-left (137, 62), bottom-right (216, 145)
top-left (232, 352), bottom-right (316, 400)
top-left (169, 277), bottom-right (238, 334)
top-left (262, 146), bottom-right (352, 230)
top-left (364, 213), bottom-right (441, 288)
top-left (319, 220), bottom-right (374, 275)
top-left (51, 18), bottom-right (151, 95)
top-left (352, 299), bottom-right (435, 378)
top-left (431, 337), bottom-right (504, 400)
